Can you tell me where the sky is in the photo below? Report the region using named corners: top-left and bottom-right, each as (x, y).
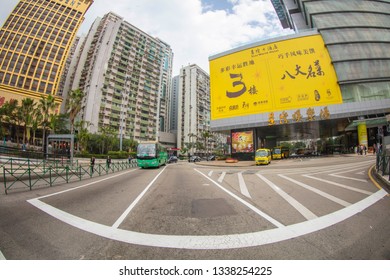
top-left (0, 0), bottom-right (294, 76)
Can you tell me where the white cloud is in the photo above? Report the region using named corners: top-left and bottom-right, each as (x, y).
top-left (1, 0), bottom-right (294, 76)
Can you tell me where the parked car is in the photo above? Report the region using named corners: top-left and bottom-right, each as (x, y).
top-left (168, 156), bottom-right (178, 163)
top-left (189, 156), bottom-right (201, 162)
top-left (207, 155), bottom-right (216, 161)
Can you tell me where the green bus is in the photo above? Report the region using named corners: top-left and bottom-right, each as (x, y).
top-left (136, 141), bottom-right (168, 168)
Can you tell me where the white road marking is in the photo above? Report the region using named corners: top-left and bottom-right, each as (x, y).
top-left (256, 174), bottom-right (317, 220)
top-left (0, 250), bottom-right (5, 260)
top-left (208, 170), bottom-right (213, 176)
top-left (279, 174), bottom-right (351, 207)
top-left (195, 169), bottom-right (284, 228)
top-left (238, 172), bottom-right (251, 198)
top-left (31, 169), bottom-right (138, 200)
top-left (218, 171), bottom-right (226, 183)
top-left (112, 166), bottom-right (167, 228)
top-left (27, 188), bottom-right (388, 249)
top-left (306, 161), bottom-right (373, 176)
top-left (330, 173), bottom-right (367, 182)
top-left (304, 174), bottom-right (373, 195)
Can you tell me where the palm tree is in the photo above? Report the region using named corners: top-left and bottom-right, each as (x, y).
top-left (74, 120), bottom-right (92, 152)
top-left (38, 94), bottom-right (57, 151)
top-left (66, 88), bottom-right (85, 135)
top-left (20, 98), bottom-right (35, 144)
top-left (31, 108), bottom-right (42, 146)
top-left (187, 132), bottom-right (197, 155)
top-left (2, 99), bottom-right (19, 143)
top-left (201, 131), bottom-right (213, 156)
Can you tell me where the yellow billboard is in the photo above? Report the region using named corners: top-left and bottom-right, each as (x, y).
top-left (209, 34), bottom-right (342, 120)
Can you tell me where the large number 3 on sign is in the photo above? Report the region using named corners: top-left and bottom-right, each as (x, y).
top-left (226, 73), bottom-right (247, 98)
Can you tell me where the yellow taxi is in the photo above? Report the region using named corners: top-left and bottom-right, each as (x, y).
top-left (255, 148), bottom-right (272, 165)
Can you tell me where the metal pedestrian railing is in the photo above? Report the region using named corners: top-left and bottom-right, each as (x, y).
top-left (376, 154), bottom-right (390, 181)
top-left (1, 157), bottom-right (138, 194)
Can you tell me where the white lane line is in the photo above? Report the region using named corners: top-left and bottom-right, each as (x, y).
top-left (304, 175), bottom-right (373, 195)
top-left (208, 170), bottom-right (213, 177)
top-left (27, 188), bottom-right (388, 249)
top-left (31, 169), bottom-right (138, 200)
top-left (330, 173), bottom-right (367, 183)
top-left (195, 169), bottom-right (284, 228)
top-left (112, 166), bottom-right (167, 228)
top-left (256, 174), bottom-right (317, 220)
top-left (0, 250), bottom-right (5, 260)
top-left (218, 171), bottom-right (226, 183)
top-left (306, 161), bottom-right (374, 176)
top-left (238, 172), bottom-right (251, 198)
top-left (279, 174), bottom-right (351, 207)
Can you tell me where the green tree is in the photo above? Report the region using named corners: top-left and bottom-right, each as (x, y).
top-left (74, 120), bottom-right (92, 152)
top-left (38, 94), bottom-right (57, 151)
top-left (99, 125), bottom-right (117, 154)
top-left (66, 88), bottom-right (85, 134)
top-left (2, 99), bottom-right (19, 143)
top-left (31, 107), bottom-right (42, 146)
top-left (201, 130), bottom-right (213, 156)
top-left (20, 98), bottom-right (36, 144)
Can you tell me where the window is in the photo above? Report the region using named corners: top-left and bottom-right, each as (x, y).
top-left (10, 75), bottom-right (17, 86)
top-left (39, 81), bottom-right (46, 93)
top-left (17, 76), bottom-right (24, 87)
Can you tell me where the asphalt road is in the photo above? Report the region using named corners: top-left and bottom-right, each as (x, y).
top-left (0, 155), bottom-right (389, 259)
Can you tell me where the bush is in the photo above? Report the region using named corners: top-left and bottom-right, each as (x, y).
top-left (107, 150), bottom-right (129, 159)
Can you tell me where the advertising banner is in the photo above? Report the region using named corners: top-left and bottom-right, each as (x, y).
top-left (231, 131), bottom-right (254, 153)
top-left (357, 122), bottom-right (368, 147)
top-left (209, 34), bottom-right (342, 120)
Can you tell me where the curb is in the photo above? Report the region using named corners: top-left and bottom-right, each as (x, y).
top-left (371, 166), bottom-right (390, 193)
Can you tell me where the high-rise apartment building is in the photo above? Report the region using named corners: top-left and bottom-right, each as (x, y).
top-left (62, 12), bottom-right (173, 142)
top-left (169, 75), bottom-right (180, 134)
top-left (158, 40), bottom-right (174, 133)
top-left (177, 64), bottom-right (211, 151)
top-left (0, 0), bottom-right (93, 108)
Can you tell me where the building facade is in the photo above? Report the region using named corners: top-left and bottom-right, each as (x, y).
top-left (210, 0), bottom-right (390, 159)
top-left (62, 12), bottom-right (173, 142)
top-left (0, 0), bottom-right (93, 108)
top-left (169, 75), bottom-right (180, 134)
top-left (177, 64), bottom-right (211, 152)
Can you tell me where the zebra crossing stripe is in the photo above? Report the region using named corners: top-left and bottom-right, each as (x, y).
top-left (196, 169), bottom-right (285, 228)
top-left (279, 174), bottom-right (351, 207)
top-left (304, 174), bottom-right (372, 195)
top-left (238, 172), bottom-right (251, 198)
top-left (256, 174), bottom-right (318, 220)
top-left (218, 171), bottom-right (226, 183)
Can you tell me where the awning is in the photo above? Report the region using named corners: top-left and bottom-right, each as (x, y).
top-left (345, 116), bottom-right (389, 131)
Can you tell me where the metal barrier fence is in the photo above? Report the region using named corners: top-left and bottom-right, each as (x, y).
top-left (1, 157), bottom-right (138, 194)
top-left (0, 144), bottom-right (70, 162)
top-left (376, 154), bottom-right (390, 181)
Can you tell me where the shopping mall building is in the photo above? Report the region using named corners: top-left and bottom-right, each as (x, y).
top-left (209, 0), bottom-right (390, 160)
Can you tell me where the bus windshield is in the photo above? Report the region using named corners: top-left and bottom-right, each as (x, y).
top-left (273, 148), bottom-right (281, 154)
top-left (137, 143), bottom-right (157, 158)
top-left (256, 150), bottom-right (268, 157)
